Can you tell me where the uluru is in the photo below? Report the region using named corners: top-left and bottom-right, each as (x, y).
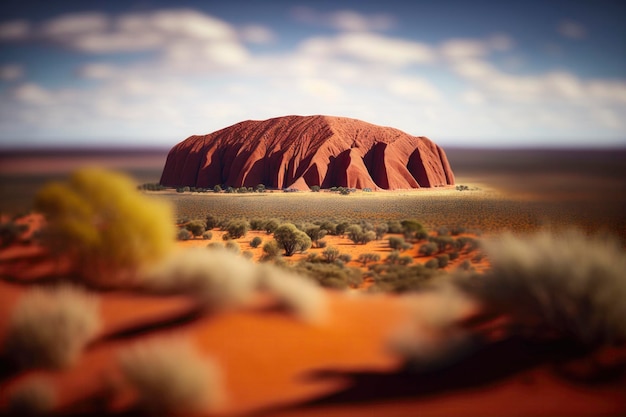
top-left (160, 115), bottom-right (455, 190)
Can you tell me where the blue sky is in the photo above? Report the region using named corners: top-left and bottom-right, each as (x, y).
top-left (0, 0), bottom-right (625, 148)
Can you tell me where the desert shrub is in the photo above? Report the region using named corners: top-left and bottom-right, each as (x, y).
top-left (292, 262), bottom-right (362, 289)
top-left (357, 253), bottom-right (380, 266)
top-left (255, 184), bottom-right (266, 192)
top-left (321, 246), bottom-right (340, 263)
top-left (185, 220), bottom-right (206, 238)
top-left (225, 186), bottom-right (235, 193)
top-left (224, 219), bottom-right (250, 239)
top-left (401, 219), bottom-right (424, 240)
top-left (388, 236), bottom-right (412, 251)
top-left (339, 253), bottom-right (352, 263)
top-left (249, 218), bottom-right (266, 231)
top-left (414, 229), bottom-right (429, 241)
top-left (225, 240), bottom-right (240, 254)
top-left (456, 236), bottom-right (479, 252)
top-left (273, 223), bottom-right (312, 256)
top-left (346, 225), bottom-right (376, 244)
top-left (424, 259), bottom-right (439, 269)
top-left (213, 185), bottom-right (222, 193)
top-left (419, 242), bottom-right (438, 256)
top-left (305, 226), bottom-right (327, 248)
top-left (250, 236), bottom-right (263, 248)
top-left (7, 377), bottom-right (56, 416)
top-left (318, 220), bottom-right (336, 235)
top-left (34, 168), bottom-right (175, 287)
top-left (202, 231), bottom-right (213, 240)
top-left (206, 242), bottom-right (222, 250)
top-left (317, 239), bottom-right (328, 248)
top-left (436, 254), bottom-right (450, 268)
top-left (310, 185), bottom-right (320, 192)
top-left (387, 220), bottom-right (403, 234)
top-left (262, 240), bottom-right (281, 259)
top-left (119, 338), bottom-right (222, 415)
top-left (257, 264), bottom-right (328, 323)
top-left (142, 248), bottom-right (258, 310)
top-left (449, 251), bottom-right (459, 261)
top-left (398, 256), bottom-right (413, 265)
top-left (474, 230), bottom-right (626, 346)
top-left (374, 223), bottom-right (388, 240)
top-left (177, 228), bottom-right (192, 241)
top-left (430, 235), bottom-right (454, 252)
top-left (242, 250), bottom-right (253, 259)
top-left (264, 218), bottom-right (280, 234)
top-left (385, 250), bottom-right (400, 265)
top-left (205, 214), bottom-right (219, 230)
top-left (334, 221), bottom-right (350, 236)
top-left (4, 284), bottom-right (101, 369)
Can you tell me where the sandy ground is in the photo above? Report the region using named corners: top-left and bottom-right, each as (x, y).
top-left (0, 220), bottom-right (624, 416)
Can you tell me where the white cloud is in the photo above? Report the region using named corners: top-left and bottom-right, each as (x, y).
top-left (557, 20), bottom-right (587, 39)
top-left (0, 20), bottom-right (31, 40)
top-left (292, 7), bottom-right (394, 32)
top-left (13, 83), bottom-right (53, 105)
top-left (386, 77), bottom-right (442, 102)
top-left (0, 64), bottom-right (24, 81)
top-left (42, 12), bottom-right (109, 37)
top-left (301, 32), bottom-right (435, 67)
top-left (239, 25), bottom-right (275, 44)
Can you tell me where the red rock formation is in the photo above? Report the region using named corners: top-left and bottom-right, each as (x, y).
top-left (160, 115), bottom-right (455, 190)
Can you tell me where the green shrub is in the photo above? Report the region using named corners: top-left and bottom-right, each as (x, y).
top-left (262, 240), bottom-right (281, 259)
top-left (338, 253), bottom-right (352, 263)
top-left (321, 246), bottom-right (340, 263)
top-left (224, 219), bottom-right (250, 239)
top-left (185, 220), bottom-right (206, 237)
top-left (264, 218), bottom-right (280, 234)
top-left (357, 253), bottom-right (380, 266)
top-left (305, 226), bottom-right (327, 248)
top-left (202, 231), bottom-right (213, 240)
top-left (374, 223), bottom-right (388, 240)
top-left (418, 242), bottom-right (438, 256)
top-left (424, 259), bottom-right (439, 269)
top-left (250, 236), bottom-right (263, 248)
top-left (225, 240), bottom-right (240, 254)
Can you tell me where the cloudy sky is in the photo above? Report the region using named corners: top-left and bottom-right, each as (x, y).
top-left (0, 0), bottom-right (625, 148)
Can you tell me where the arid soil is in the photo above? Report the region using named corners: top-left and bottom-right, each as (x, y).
top-left (0, 147), bottom-right (625, 416)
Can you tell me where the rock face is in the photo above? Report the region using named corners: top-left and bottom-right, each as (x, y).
top-left (160, 115), bottom-right (455, 190)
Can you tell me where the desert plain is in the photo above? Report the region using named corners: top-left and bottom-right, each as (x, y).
top-left (0, 146), bottom-right (625, 416)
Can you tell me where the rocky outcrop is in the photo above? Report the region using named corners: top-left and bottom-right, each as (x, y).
top-left (160, 115), bottom-right (455, 190)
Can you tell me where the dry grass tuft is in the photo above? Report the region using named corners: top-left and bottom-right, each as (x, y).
top-left (140, 248), bottom-right (258, 311)
top-left (4, 284), bottom-right (101, 369)
top-left (257, 264), bottom-right (328, 324)
top-left (479, 229), bottom-right (626, 345)
top-left (118, 337), bottom-right (222, 415)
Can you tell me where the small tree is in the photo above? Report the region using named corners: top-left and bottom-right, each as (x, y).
top-left (419, 242), bottom-right (438, 256)
top-left (34, 168), bottom-right (175, 286)
top-left (400, 219), bottom-right (424, 240)
top-left (273, 223), bottom-right (312, 256)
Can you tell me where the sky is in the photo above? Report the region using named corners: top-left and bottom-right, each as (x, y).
top-left (0, 0), bottom-right (625, 149)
